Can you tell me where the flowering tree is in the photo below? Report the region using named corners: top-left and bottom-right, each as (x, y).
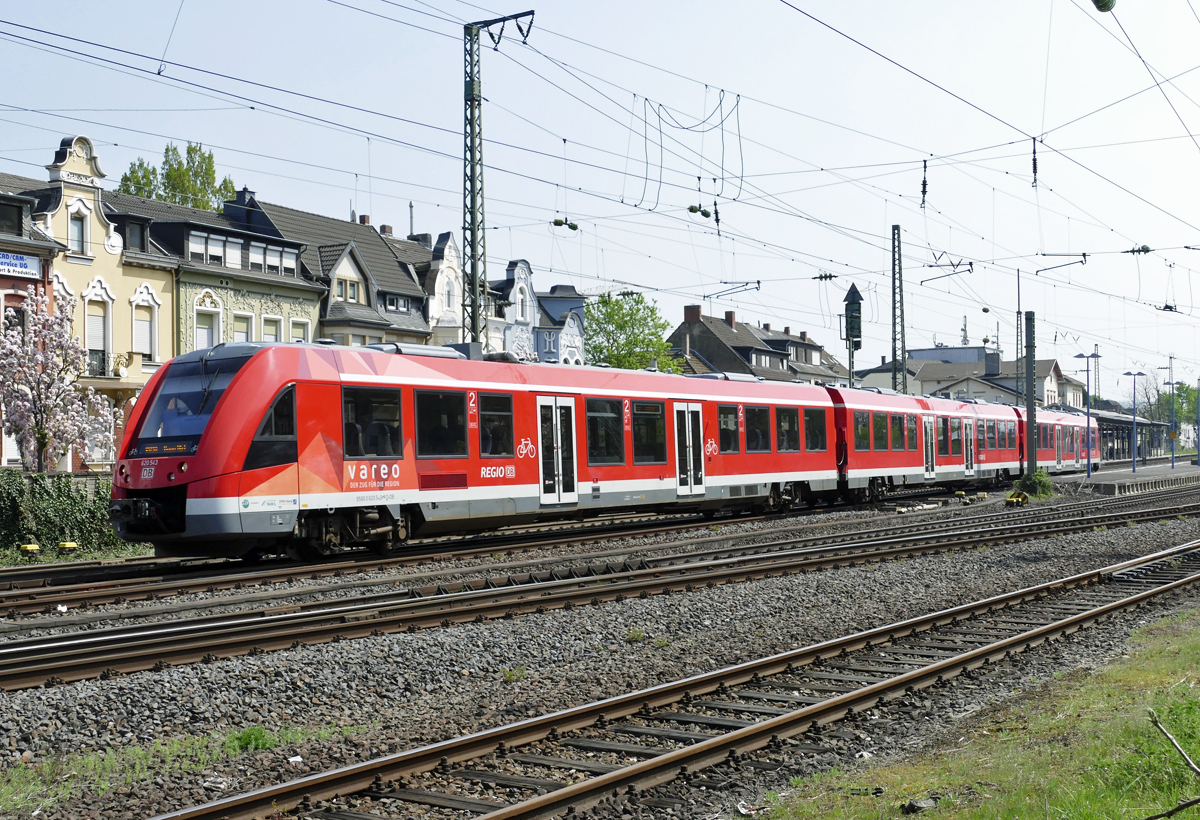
top-left (0, 286), bottom-right (116, 472)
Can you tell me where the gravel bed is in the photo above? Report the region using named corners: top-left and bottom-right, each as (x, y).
top-left (0, 500), bottom-right (978, 640)
top-left (0, 510), bottom-right (1193, 819)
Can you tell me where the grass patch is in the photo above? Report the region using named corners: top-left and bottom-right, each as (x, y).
top-left (500, 666), bottom-right (527, 682)
top-left (1015, 467), bottom-right (1055, 500)
top-left (0, 722), bottom-right (367, 813)
top-left (626, 627), bottom-right (646, 644)
top-left (774, 608), bottom-right (1200, 819)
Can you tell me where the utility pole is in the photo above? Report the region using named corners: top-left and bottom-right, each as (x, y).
top-left (1024, 311), bottom-right (1037, 477)
top-left (890, 225), bottom-right (907, 393)
top-left (463, 11), bottom-right (534, 346)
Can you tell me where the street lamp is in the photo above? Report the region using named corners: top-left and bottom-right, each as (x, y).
top-left (1075, 351), bottom-right (1101, 477)
top-left (1124, 371), bottom-right (1147, 472)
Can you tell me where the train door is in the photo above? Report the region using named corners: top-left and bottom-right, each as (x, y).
top-left (1053, 424), bottom-right (1062, 470)
top-left (922, 415), bottom-right (936, 479)
top-left (963, 419), bottom-right (976, 478)
top-left (536, 396), bottom-right (578, 505)
top-left (1073, 427), bottom-right (1082, 469)
top-left (673, 402), bottom-right (705, 496)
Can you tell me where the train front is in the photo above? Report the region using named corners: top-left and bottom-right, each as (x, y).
top-left (109, 344), bottom-right (265, 557)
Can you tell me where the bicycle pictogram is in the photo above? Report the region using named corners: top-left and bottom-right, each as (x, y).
top-left (704, 438), bottom-right (718, 455)
top-left (517, 438), bottom-right (537, 458)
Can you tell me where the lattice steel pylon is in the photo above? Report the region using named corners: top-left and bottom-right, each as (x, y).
top-left (890, 224), bottom-right (907, 393)
top-left (463, 12), bottom-right (534, 346)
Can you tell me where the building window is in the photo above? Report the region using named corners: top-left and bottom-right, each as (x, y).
top-left (189, 233), bottom-right (206, 263)
top-left (804, 408), bottom-right (827, 452)
top-left (585, 398), bottom-right (624, 465)
top-left (126, 221), bottom-right (145, 252)
top-left (416, 390), bottom-right (467, 457)
top-left (290, 320), bottom-right (307, 343)
top-left (206, 235), bottom-right (224, 266)
top-left (249, 243), bottom-right (265, 272)
top-left (282, 250), bottom-right (297, 276)
top-left (0, 204), bottom-right (19, 237)
top-left (854, 410), bottom-right (870, 452)
top-left (86, 300), bottom-right (107, 375)
top-left (262, 318), bottom-right (280, 343)
top-left (233, 314), bottom-right (251, 344)
top-left (69, 215), bottom-right (86, 254)
top-left (266, 247), bottom-right (282, 274)
top-left (718, 405), bottom-right (740, 454)
top-left (348, 281), bottom-right (359, 302)
top-left (443, 278), bottom-right (455, 309)
top-left (225, 239), bottom-right (242, 269)
top-left (336, 280), bottom-right (346, 301)
top-left (631, 401), bottom-right (666, 464)
top-left (775, 406), bottom-right (800, 452)
top-left (479, 393), bottom-right (514, 456)
top-left (133, 305), bottom-right (152, 356)
top-left (745, 406), bottom-right (770, 452)
top-left (385, 295), bottom-right (408, 313)
top-left (342, 387), bottom-right (402, 459)
top-left (195, 312), bottom-right (216, 350)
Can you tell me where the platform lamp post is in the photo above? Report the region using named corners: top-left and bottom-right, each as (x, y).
top-left (1074, 351), bottom-right (1101, 477)
top-left (1124, 371), bottom-right (1146, 472)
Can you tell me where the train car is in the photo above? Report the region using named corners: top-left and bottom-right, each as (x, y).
top-left (825, 387), bottom-right (928, 501)
top-left (971, 402), bottom-right (1023, 481)
top-left (110, 342), bottom-right (841, 558)
top-left (1018, 408), bottom-right (1099, 474)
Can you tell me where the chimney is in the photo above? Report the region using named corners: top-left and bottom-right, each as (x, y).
top-left (380, 224), bottom-right (393, 237)
top-left (763, 323), bottom-right (771, 332)
top-left (235, 186), bottom-right (255, 207)
top-left (407, 233), bottom-right (433, 248)
top-left (881, 355), bottom-right (886, 366)
top-left (799, 331), bottom-right (808, 342)
top-left (684, 304), bottom-right (701, 323)
top-left (684, 333), bottom-right (690, 357)
top-left (724, 310), bottom-right (736, 328)
top-left (359, 214), bottom-right (370, 226)
top-left (783, 326), bottom-right (790, 336)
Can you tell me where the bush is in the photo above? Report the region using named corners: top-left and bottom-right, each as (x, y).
top-left (0, 471), bottom-right (132, 554)
top-left (225, 726), bottom-right (276, 754)
top-left (1017, 467), bottom-right (1055, 500)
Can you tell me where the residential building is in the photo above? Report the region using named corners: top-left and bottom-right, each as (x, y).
top-left (858, 350), bottom-right (1078, 407)
top-left (383, 230), bottom-right (464, 348)
top-left (535, 284), bottom-right (585, 365)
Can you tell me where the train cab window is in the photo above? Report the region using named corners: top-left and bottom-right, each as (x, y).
top-left (479, 393), bottom-right (514, 457)
top-left (586, 398), bottom-right (625, 465)
top-left (950, 418), bottom-right (962, 456)
top-left (343, 387), bottom-right (402, 458)
top-left (986, 420), bottom-right (997, 449)
top-left (244, 386), bottom-right (297, 471)
top-left (775, 407), bottom-right (801, 452)
top-left (854, 411), bottom-right (870, 452)
top-left (804, 408), bottom-right (827, 452)
top-left (890, 414), bottom-right (904, 452)
top-left (718, 405), bottom-right (740, 454)
top-left (872, 412), bottom-right (888, 451)
top-left (416, 391), bottom-right (467, 457)
top-left (632, 402), bottom-right (667, 464)
top-left (745, 406), bottom-right (771, 452)
top-left (937, 418), bottom-right (950, 457)
top-left (906, 414), bottom-right (917, 450)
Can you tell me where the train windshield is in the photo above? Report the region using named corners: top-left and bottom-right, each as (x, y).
top-left (128, 355), bottom-right (252, 458)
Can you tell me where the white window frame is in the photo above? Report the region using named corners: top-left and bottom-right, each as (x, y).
top-left (192, 289), bottom-right (224, 352)
top-left (82, 276), bottom-right (115, 363)
top-left (128, 282), bottom-right (162, 363)
top-left (260, 314), bottom-right (283, 344)
top-left (66, 197), bottom-right (94, 259)
top-left (248, 242), bottom-right (265, 272)
top-left (231, 310), bottom-right (255, 344)
top-left (289, 318), bottom-right (310, 344)
top-left (282, 249), bottom-right (298, 276)
top-left (265, 247), bottom-right (282, 274)
top-left (189, 232), bottom-right (208, 264)
top-left (224, 238), bottom-right (243, 269)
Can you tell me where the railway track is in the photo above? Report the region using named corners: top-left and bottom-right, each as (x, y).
top-left (0, 484), bottom-right (1191, 619)
top-left (148, 540), bottom-right (1200, 820)
top-left (3, 494), bottom-right (1198, 691)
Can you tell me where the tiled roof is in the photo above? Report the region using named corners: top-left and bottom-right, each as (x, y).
top-left (103, 190), bottom-right (246, 230)
top-left (317, 243), bottom-right (350, 276)
top-left (256, 201), bottom-right (425, 298)
top-left (382, 235), bottom-right (433, 266)
top-left (0, 170), bottom-right (45, 195)
top-left (698, 315), bottom-right (772, 352)
top-left (325, 300), bottom-right (393, 328)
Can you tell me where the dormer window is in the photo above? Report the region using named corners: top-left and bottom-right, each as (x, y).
top-left (0, 203), bottom-right (20, 237)
top-left (188, 232), bottom-right (241, 268)
top-left (126, 221), bottom-right (145, 252)
top-left (386, 295), bottom-right (409, 313)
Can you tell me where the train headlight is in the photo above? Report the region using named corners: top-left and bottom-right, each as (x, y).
top-left (118, 464), bottom-right (126, 476)
top-left (167, 472), bottom-right (176, 482)
top-left (180, 462), bottom-right (188, 473)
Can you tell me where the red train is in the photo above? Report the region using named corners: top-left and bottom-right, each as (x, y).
top-left (109, 343), bottom-right (1099, 558)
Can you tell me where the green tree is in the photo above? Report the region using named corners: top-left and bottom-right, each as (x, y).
top-left (584, 291), bottom-right (678, 373)
top-left (117, 142), bottom-right (236, 211)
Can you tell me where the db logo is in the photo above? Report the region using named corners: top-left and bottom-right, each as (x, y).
top-left (141, 466), bottom-right (155, 480)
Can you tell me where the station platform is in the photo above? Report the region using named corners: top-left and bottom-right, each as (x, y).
top-left (1057, 458), bottom-right (1200, 496)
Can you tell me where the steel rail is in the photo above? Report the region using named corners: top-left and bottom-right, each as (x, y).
top-left (148, 540), bottom-right (1200, 820)
top-left (3, 500), bottom-right (1198, 690)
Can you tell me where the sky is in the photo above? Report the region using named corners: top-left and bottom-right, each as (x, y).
top-left (3, 0), bottom-right (1200, 404)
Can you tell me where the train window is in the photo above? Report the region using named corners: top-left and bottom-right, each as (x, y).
top-left (745, 406), bottom-right (771, 452)
top-left (416, 391), bottom-right (467, 457)
top-left (906, 414), bottom-right (917, 450)
top-left (718, 405), bottom-right (740, 454)
top-left (804, 408), bottom-right (827, 452)
top-left (890, 414), bottom-right (904, 452)
top-left (632, 402), bottom-right (667, 464)
top-left (586, 398), bottom-right (625, 465)
top-left (343, 387), bottom-right (402, 459)
top-left (854, 411), bottom-right (870, 452)
top-left (976, 420), bottom-right (985, 452)
top-left (479, 393), bottom-right (514, 457)
top-left (244, 385), bottom-right (297, 471)
top-left (986, 420), bottom-right (997, 449)
top-left (950, 418), bottom-right (962, 456)
top-left (775, 407), bottom-right (801, 452)
top-left (872, 412), bottom-right (888, 451)
top-left (1007, 420), bottom-right (1016, 448)
top-left (938, 417), bottom-right (950, 457)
